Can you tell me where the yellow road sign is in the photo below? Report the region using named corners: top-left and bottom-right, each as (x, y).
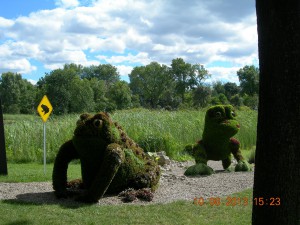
top-left (37, 95), bottom-right (53, 122)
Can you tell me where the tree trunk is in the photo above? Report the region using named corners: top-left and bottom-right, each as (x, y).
top-left (253, 1), bottom-right (300, 224)
top-left (0, 99), bottom-right (8, 175)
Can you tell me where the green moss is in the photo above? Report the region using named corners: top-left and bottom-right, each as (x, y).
top-left (52, 112), bottom-right (161, 202)
top-left (185, 105), bottom-right (251, 176)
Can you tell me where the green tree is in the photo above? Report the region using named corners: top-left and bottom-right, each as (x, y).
top-left (243, 94), bottom-right (258, 110)
top-left (88, 78), bottom-right (108, 111)
top-left (69, 78), bottom-right (95, 113)
top-left (237, 65), bottom-right (259, 96)
top-left (0, 72), bottom-right (36, 114)
top-left (129, 62), bottom-right (174, 108)
top-left (192, 85), bottom-right (211, 108)
top-left (82, 64), bottom-right (120, 85)
top-left (210, 93), bottom-right (229, 105)
top-left (171, 58), bottom-right (209, 103)
top-left (38, 64), bottom-right (84, 114)
top-left (224, 82), bottom-right (240, 99)
top-left (107, 81), bottom-right (132, 110)
top-left (211, 81), bottom-right (225, 96)
top-left (0, 72), bottom-right (22, 113)
top-left (229, 94), bottom-right (243, 107)
top-left (19, 79), bottom-right (36, 114)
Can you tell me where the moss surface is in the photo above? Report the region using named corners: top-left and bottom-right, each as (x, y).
top-left (52, 112), bottom-right (161, 202)
top-left (185, 105), bottom-right (251, 176)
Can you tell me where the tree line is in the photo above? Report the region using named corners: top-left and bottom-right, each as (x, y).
top-left (0, 58), bottom-right (259, 114)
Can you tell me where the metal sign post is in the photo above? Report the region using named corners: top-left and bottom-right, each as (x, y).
top-left (37, 95), bottom-right (53, 175)
top-left (43, 123), bottom-right (46, 174)
top-left (0, 99), bottom-right (8, 175)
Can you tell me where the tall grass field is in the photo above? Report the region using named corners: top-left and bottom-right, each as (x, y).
top-left (3, 108), bottom-right (257, 163)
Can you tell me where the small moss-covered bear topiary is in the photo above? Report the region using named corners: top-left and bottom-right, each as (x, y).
top-left (52, 112), bottom-right (161, 203)
top-left (184, 105), bottom-right (251, 176)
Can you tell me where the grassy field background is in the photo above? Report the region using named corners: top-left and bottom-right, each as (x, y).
top-left (3, 108), bottom-right (257, 163)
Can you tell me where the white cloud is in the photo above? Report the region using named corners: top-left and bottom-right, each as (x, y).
top-left (0, 0), bottom-right (257, 83)
top-left (55, 0), bottom-right (80, 8)
top-left (97, 52), bottom-right (151, 65)
top-left (116, 65), bottom-right (133, 78)
top-left (0, 58), bottom-right (36, 74)
top-left (27, 79), bottom-right (37, 85)
top-left (206, 66), bottom-right (241, 84)
top-left (0, 17), bottom-right (14, 27)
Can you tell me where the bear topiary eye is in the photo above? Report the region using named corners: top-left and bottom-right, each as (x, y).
top-left (231, 111), bottom-right (236, 117)
top-left (93, 119), bottom-right (103, 128)
top-left (215, 111), bottom-right (222, 118)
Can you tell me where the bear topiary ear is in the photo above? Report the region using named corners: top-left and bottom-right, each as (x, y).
top-left (104, 111), bottom-right (110, 118)
top-left (80, 113), bottom-right (90, 120)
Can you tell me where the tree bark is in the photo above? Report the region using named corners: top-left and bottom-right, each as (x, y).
top-left (0, 99), bottom-right (8, 175)
top-left (253, 1), bottom-right (300, 224)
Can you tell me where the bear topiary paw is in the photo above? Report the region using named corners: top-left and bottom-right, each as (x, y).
top-left (184, 163), bottom-right (214, 176)
top-left (235, 160), bottom-right (251, 172)
top-left (225, 166), bottom-right (235, 172)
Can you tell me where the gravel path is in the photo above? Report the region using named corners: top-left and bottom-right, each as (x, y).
top-left (0, 161), bottom-right (254, 205)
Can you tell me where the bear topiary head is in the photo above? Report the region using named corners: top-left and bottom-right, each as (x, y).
top-left (74, 112), bottom-right (121, 143)
top-left (203, 105), bottom-right (240, 139)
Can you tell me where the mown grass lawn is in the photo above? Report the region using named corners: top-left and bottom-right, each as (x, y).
top-left (0, 163), bottom-right (253, 225)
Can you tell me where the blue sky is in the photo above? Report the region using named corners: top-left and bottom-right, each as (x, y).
top-left (0, 0), bottom-right (258, 84)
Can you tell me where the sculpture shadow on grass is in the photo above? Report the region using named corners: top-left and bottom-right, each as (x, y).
top-left (2, 191), bottom-right (109, 209)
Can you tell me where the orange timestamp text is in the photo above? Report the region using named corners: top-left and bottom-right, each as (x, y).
top-left (193, 196), bottom-right (281, 206)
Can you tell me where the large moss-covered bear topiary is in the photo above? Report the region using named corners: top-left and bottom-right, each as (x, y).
top-left (52, 112), bottom-right (161, 203)
top-left (184, 105), bottom-right (251, 176)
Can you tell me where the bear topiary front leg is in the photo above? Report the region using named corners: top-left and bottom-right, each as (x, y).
top-left (184, 143), bottom-right (214, 176)
top-left (76, 143), bottom-right (125, 203)
top-left (222, 156), bottom-right (235, 172)
top-left (52, 140), bottom-right (79, 198)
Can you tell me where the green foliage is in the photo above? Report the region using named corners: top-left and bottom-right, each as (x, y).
top-left (224, 82), bottom-right (240, 99)
top-left (69, 78), bottom-right (95, 113)
top-left (230, 94), bottom-right (243, 107)
top-left (37, 63), bottom-right (132, 114)
top-left (212, 81), bottom-right (225, 96)
top-left (237, 65), bottom-right (259, 96)
top-left (171, 58), bottom-right (210, 103)
top-left (210, 93), bottom-right (229, 105)
top-left (243, 94), bottom-right (258, 110)
top-left (38, 65), bottom-right (79, 114)
top-left (107, 81), bottom-right (132, 110)
top-left (0, 72), bottom-right (36, 114)
top-left (1, 63), bottom-right (260, 113)
top-left (81, 64), bottom-right (120, 84)
top-left (129, 62), bottom-right (175, 108)
top-left (192, 85), bottom-right (212, 108)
